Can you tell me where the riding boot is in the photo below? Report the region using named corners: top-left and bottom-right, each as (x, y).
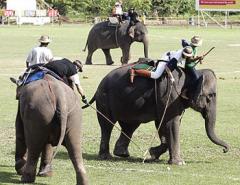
top-left (135, 69), bottom-right (151, 78)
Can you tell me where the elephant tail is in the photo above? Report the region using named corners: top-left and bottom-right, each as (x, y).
top-left (82, 94), bottom-right (95, 109)
top-left (82, 40), bottom-right (88, 52)
top-left (50, 99), bottom-right (68, 164)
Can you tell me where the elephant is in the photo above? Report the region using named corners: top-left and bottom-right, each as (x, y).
top-left (83, 20), bottom-right (148, 65)
top-left (13, 74), bottom-right (88, 184)
top-left (84, 61), bottom-right (229, 165)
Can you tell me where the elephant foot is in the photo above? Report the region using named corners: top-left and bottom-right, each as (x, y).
top-left (149, 144), bottom-right (168, 160)
top-left (21, 173), bottom-right (36, 183)
top-left (113, 146), bottom-right (130, 158)
top-left (85, 61), bottom-right (92, 65)
top-left (168, 158), bottom-right (186, 165)
top-left (38, 164), bottom-right (53, 177)
top-left (15, 159), bottom-right (26, 175)
top-left (106, 61), bottom-right (114, 65)
top-left (98, 152), bottom-right (112, 160)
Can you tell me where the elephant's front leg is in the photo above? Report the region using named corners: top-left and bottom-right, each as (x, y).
top-left (15, 106), bottom-right (27, 175)
top-left (113, 122), bottom-right (140, 158)
top-left (120, 45), bottom-right (131, 65)
top-left (102, 49), bottom-right (114, 65)
top-left (38, 144), bottom-right (53, 177)
top-left (167, 116), bottom-right (185, 165)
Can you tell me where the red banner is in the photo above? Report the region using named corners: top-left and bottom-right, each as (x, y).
top-left (4, 10), bottom-right (14, 16)
top-left (48, 9), bottom-right (58, 17)
top-left (200, 0), bottom-right (236, 5)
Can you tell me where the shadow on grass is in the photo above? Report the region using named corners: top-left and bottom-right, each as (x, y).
top-left (0, 165), bottom-right (49, 185)
top-left (55, 151), bottom-right (166, 164)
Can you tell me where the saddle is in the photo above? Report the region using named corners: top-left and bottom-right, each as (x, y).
top-left (16, 64), bottom-right (64, 87)
top-left (108, 17), bottom-right (120, 27)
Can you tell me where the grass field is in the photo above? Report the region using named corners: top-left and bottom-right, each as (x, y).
top-left (0, 24), bottom-right (240, 185)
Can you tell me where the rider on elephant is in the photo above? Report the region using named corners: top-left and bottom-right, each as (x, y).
top-left (181, 35), bottom-right (204, 83)
top-left (130, 46), bottom-right (194, 83)
top-left (127, 8), bottom-right (139, 38)
top-left (112, 1), bottom-right (123, 22)
top-left (44, 58), bottom-right (88, 104)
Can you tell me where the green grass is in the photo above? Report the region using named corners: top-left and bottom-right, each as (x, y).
top-left (0, 24), bottom-right (240, 185)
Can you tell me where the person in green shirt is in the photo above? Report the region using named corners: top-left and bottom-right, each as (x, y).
top-left (182, 36), bottom-right (203, 84)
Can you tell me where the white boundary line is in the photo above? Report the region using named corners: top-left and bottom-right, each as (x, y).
top-left (85, 165), bottom-right (240, 182)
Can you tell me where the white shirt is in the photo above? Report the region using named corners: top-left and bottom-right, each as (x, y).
top-left (26, 46), bottom-right (53, 66)
top-left (150, 49), bottom-right (185, 79)
top-left (161, 49), bottom-right (186, 68)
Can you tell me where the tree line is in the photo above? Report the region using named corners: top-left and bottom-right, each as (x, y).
top-left (45, 0), bottom-right (196, 17)
top-left (2, 0), bottom-right (238, 18)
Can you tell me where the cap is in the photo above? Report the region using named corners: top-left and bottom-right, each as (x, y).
top-left (182, 46), bottom-right (193, 57)
top-left (39, 35), bottom-right (51, 43)
top-left (190, 36), bottom-right (202, 47)
top-left (73, 60), bottom-right (83, 72)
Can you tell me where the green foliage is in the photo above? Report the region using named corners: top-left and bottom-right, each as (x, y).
top-left (44, 0), bottom-right (196, 17)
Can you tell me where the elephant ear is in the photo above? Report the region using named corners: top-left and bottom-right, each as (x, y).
top-left (194, 71), bottom-right (217, 104)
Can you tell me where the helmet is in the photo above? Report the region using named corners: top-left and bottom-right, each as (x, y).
top-left (182, 46), bottom-right (193, 57)
top-left (190, 36), bottom-right (202, 47)
top-left (73, 60), bottom-right (83, 72)
top-left (38, 35), bottom-right (51, 43)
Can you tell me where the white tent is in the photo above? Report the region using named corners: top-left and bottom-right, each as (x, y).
top-left (7, 0), bottom-right (37, 10)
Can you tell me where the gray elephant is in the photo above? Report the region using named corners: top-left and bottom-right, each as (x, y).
top-left (84, 62), bottom-right (229, 165)
top-left (83, 20), bottom-right (148, 65)
top-left (13, 74), bottom-right (88, 184)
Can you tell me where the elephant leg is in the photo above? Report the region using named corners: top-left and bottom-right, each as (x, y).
top-left (148, 121), bottom-right (169, 161)
top-left (113, 122), bottom-right (140, 158)
top-left (121, 45), bottom-right (130, 65)
top-left (102, 49), bottom-right (114, 65)
top-left (15, 105), bottom-right (27, 175)
top-left (64, 128), bottom-right (88, 185)
top-left (97, 110), bottom-right (115, 160)
top-left (21, 149), bottom-right (41, 183)
top-left (167, 116), bottom-right (185, 165)
top-left (38, 144), bottom-right (53, 177)
top-left (85, 48), bottom-right (96, 65)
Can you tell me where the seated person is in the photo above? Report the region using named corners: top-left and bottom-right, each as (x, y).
top-left (44, 58), bottom-right (88, 104)
top-left (127, 8), bottom-right (139, 38)
top-left (130, 46), bottom-right (193, 83)
top-left (112, 1), bottom-right (123, 22)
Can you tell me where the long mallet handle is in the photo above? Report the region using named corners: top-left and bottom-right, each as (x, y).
top-left (196, 47), bottom-right (215, 65)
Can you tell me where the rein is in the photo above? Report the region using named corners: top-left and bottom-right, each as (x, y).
top-left (86, 102), bottom-right (145, 154)
top-left (142, 69), bottom-right (174, 163)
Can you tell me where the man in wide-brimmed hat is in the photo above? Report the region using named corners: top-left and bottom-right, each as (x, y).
top-left (26, 35), bottom-right (53, 67)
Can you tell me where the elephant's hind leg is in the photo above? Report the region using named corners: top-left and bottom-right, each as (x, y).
top-left (38, 144), bottom-right (53, 177)
top-left (85, 48), bottom-right (96, 65)
top-left (15, 105), bottom-right (27, 175)
top-left (21, 149), bottom-right (42, 183)
top-left (97, 111), bottom-right (116, 160)
top-left (64, 130), bottom-right (88, 185)
top-left (113, 121), bottom-right (140, 158)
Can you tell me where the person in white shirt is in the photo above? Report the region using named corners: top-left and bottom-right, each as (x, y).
top-left (130, 46), bottom-right (193, 83)
top-left (26, 35), bottom-right (53, 67)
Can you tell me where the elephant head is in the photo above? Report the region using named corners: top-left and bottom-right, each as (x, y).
top-left (189, 69), bottom-right (229, 153)
top-left (129, 22), bottom-right (149, 59)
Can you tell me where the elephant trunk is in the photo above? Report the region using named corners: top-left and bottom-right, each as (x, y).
top-left (143, 36), bottom-right (149, 58)
top-left (202, 101), bottom-right (230, 153)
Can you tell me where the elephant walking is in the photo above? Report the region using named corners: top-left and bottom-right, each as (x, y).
top-left (84, 63), bottom-right (229, 165)
top-left (14, 74), bottom-right (88, 184)
top-left (83, 20), bottom-right (148, 65)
